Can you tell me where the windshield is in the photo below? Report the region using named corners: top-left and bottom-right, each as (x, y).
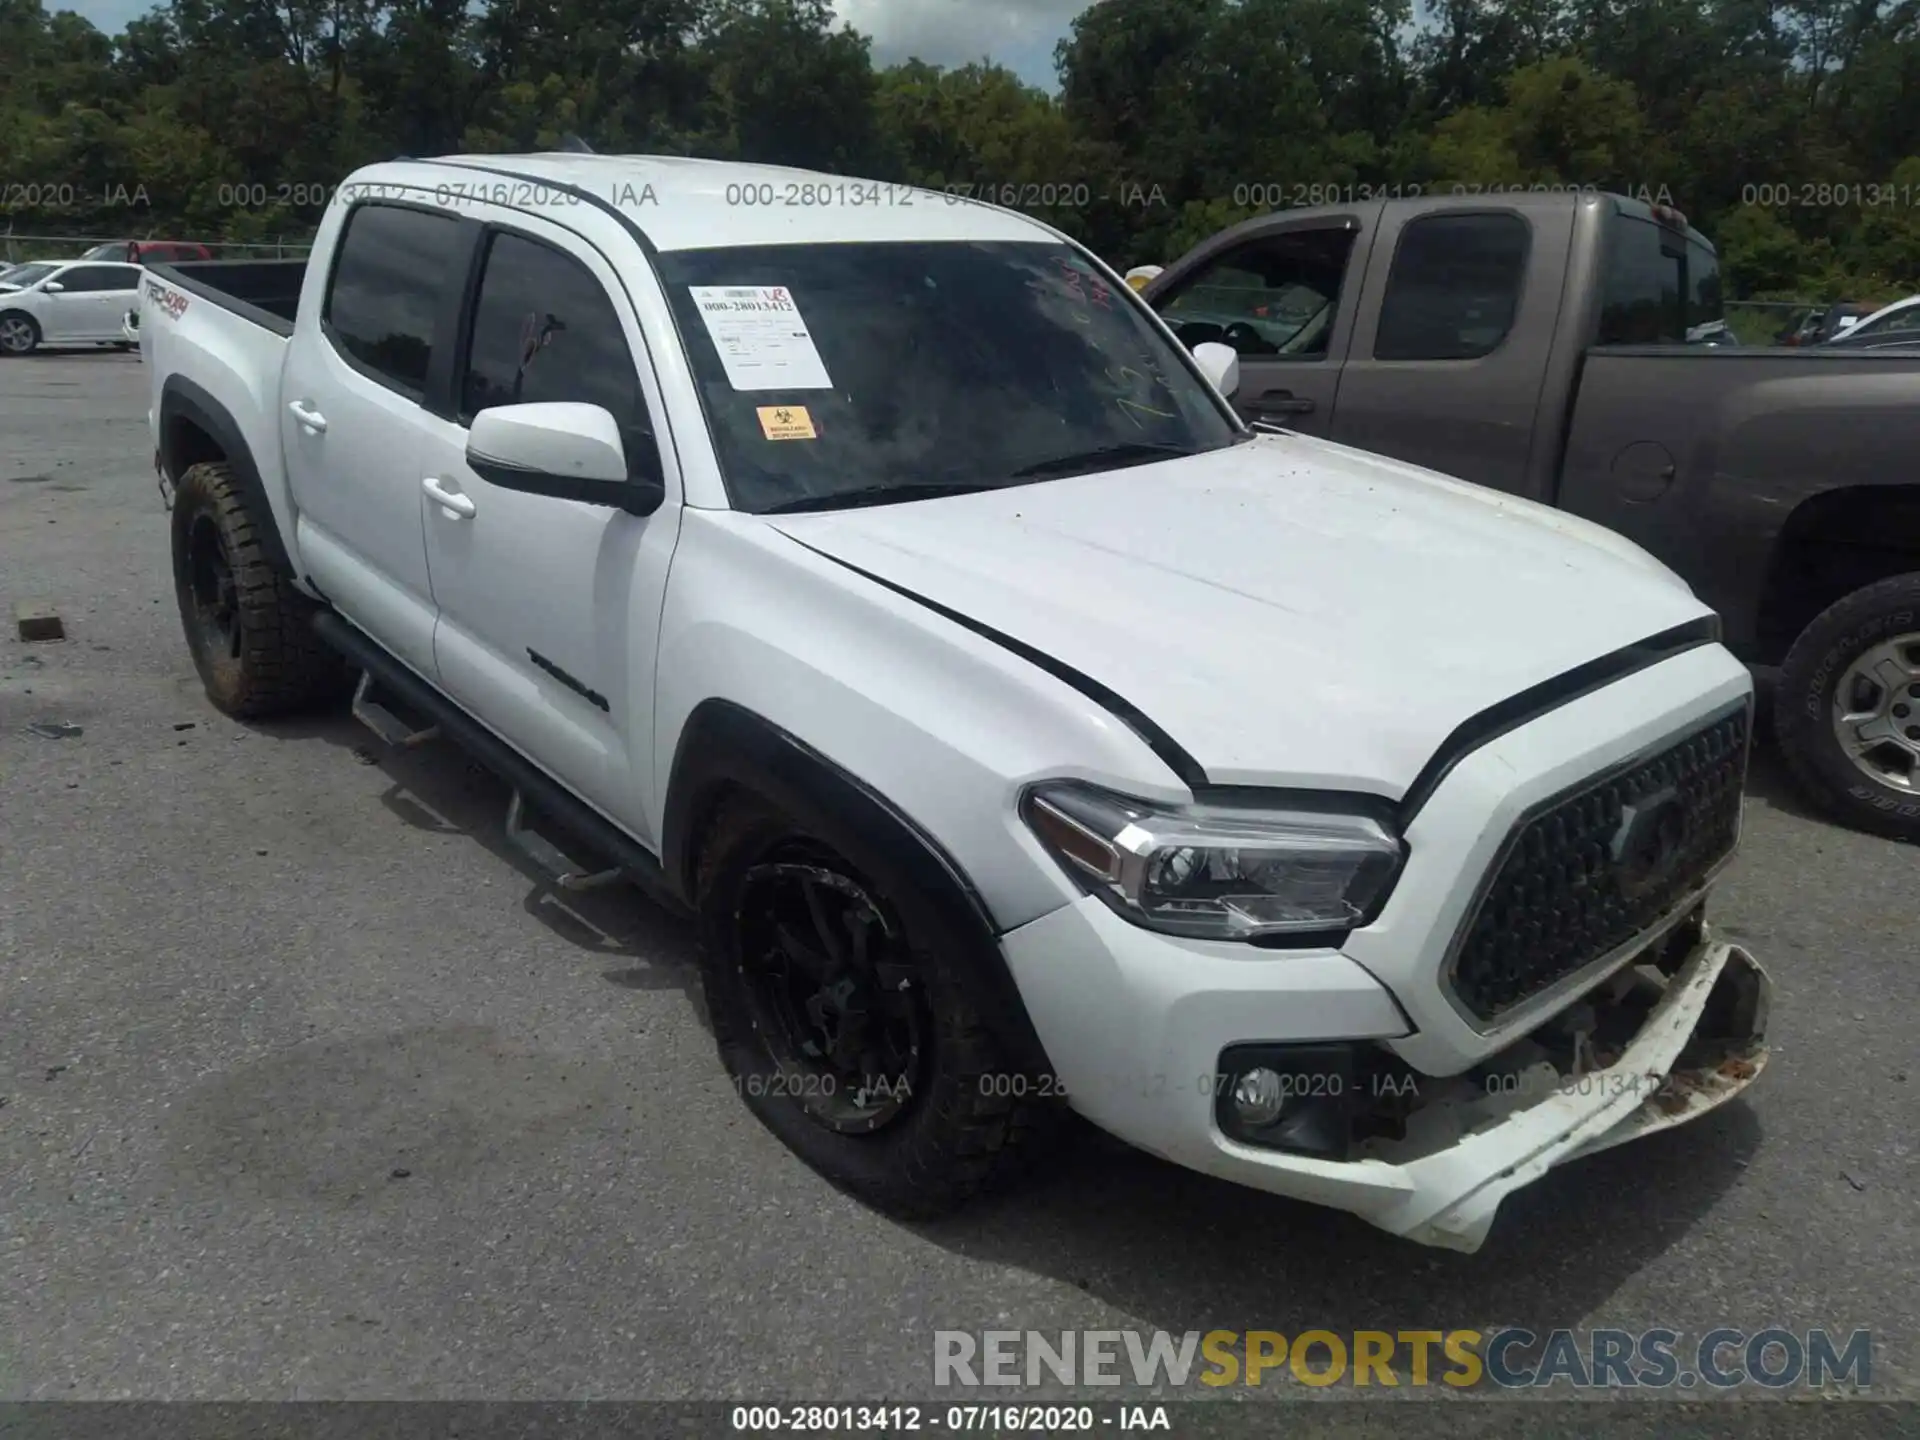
top-left (0, 262), bottom-right (57, 288)
top-left (656, 241), bottom-right (1241, 514)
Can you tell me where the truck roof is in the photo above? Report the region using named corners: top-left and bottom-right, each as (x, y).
top-left (355, 154), bottom-right (1057, 253)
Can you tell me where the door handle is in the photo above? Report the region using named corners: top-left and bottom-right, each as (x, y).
top-left (1253, 392), bottom-right (1316, 416)
top-left (287, 400), bottom-right (328, 433)
top-left (422, 475), bottom-right (477, 519)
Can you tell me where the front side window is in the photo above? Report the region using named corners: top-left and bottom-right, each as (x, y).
top-left (1156, 228), bottom-right (1355, 359)
top-left (1374, 213), bottom-right (1529, 361)
top-left (55, 265), bottom-right (138, 294)
top-left (322, 203), bottom-right (462, 396)
top-left (658, 240), bottom-right (1241, 514)
top-left (458, 230), bottom-right (652, 468)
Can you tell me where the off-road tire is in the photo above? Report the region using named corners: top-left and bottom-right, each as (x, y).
top-left (170, 459), bottom-right (351, 719)
top-left (695, 793), bottom-right (1052, 1217)
top-left (0, 311), bottom-right (41, 356)
top-left (1775, 572), bottom-right (1920, 843)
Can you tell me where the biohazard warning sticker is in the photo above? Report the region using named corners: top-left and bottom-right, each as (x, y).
top-left (756, 404), bottom-right (817, 440)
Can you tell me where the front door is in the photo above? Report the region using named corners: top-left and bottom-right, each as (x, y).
top-left (414, 216), bottom-right (683, 842)
top-left (1148, 212), bottom-right (1375, 435)
top-left (279, 200), bottom-right (470, 679)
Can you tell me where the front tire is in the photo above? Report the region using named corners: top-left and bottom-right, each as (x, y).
top-left (170, 460), bottom-right (351, 718)
top-left (0, 311), bottom-right (40, 356)
top-left (695, 794), bottom-right (1048, 1216)
top-left (1775, 573), bottom-right (1920, 843)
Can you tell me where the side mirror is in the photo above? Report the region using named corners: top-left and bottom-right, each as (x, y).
top-left (1192, 341), bottom-right (1241, 400)
top-left (465, 402), bottom-right (664, 517)
top-left (41, 281), bottom-right (64, 294)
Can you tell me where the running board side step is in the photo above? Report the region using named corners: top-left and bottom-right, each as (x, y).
top-left (505, 790), bottom-right (623, 891)
top-left (314, 612), bottom-right (691, 918)
top-left (352, 671), bottom-right (442, 749)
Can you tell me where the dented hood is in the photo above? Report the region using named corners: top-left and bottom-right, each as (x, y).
top-left (767, 432), bottom-right (1714, 794)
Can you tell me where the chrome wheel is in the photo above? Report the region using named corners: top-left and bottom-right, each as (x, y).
top-left (0, 315), bottom-right (37, 354)
top-left (1830, 632), bottom-right (1920, 794)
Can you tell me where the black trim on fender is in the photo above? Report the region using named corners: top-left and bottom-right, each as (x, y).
top-left (157, 374), bottom-right (296, 577)
top-left (528, 648), bottom-right (610, 712)
top-left (784, 541), bottom-right (1211, 793)
top-left (1395, 615), bottom-right (1723, 826)
top-left (660, 698), bottom-right (1052, 1074)
top-left (314, 611), bottom-right (686, 915)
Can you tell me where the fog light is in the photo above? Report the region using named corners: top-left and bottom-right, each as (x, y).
top-left (1232, 1067), bottom-right (1289, 1127)
top-left (1215, 1043), bottom-right (1358, 1159)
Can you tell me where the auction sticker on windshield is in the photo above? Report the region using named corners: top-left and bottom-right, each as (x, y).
top-left (689, 285), bottom-right (833, 391)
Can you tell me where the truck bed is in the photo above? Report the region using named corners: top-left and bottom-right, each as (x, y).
top-left (147, 259), bottom-right (307, 336)
top-left (1558, 345), bottom-right (1920, 657)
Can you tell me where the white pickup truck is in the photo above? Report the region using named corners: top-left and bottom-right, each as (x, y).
top-left (141, 153), bottom-right (1770, 1252)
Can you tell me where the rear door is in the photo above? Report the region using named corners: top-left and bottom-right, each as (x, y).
top-left (1147, 210), bottom-right (1375, 435)
top-left (280, 198), bottom-right (474, 678)
top-left (1325, 204), bottom-right (1552, 495)
top-left (93, 264), bottom-right (144, 338)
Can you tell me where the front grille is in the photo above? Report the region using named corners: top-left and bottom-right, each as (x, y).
top-left (1446, 703), bottom-right (1750, 1023)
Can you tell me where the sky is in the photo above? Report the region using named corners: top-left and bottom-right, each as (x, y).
top-left (830, 0), bottom-right (1082, 89)
top-left (57, 0), bottom-right (1081, 91)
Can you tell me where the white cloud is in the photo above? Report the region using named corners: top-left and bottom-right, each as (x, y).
top-left (59, 0), bottom-right (1081, 90)
top-left (831, 0), bottom-right (1086, 88)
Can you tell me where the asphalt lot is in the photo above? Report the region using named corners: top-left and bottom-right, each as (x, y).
top-left (1, 350), bottom-right (1916, 1406)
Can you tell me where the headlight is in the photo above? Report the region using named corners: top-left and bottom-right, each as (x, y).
top-left (1022, 781), bottom-right (1404, 942)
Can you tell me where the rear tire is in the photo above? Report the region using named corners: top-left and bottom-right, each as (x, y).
top-left (170, 460), bottom-right (352, 718)
top-left (695, 793), bottom-right (1050, 1216)
top-left (0, 311), bottom-right (40, 356)
top-left (1775, 573), bottom-right (1920, 843)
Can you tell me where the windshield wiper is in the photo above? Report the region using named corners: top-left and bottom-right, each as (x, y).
top-left (759, 481), bottom-right (998, 515)
top-left (1009, 441), bottom-right (1199, 480)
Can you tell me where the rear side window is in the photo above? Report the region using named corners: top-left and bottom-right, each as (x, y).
top-left (1374, 213), bottom-right (1530, 361)
top-left (323, 203), bottom-right (462, 396)
top-left (1598, 215), bottom-right (1723, 344)
top-left (458, 231), bottom-right (651, 464)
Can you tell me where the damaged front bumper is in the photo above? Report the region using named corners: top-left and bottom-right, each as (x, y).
top-left (1000, 893), bottom-right (1769, 1254)
top-left (1319, 933), bottom-right (1770, 1252)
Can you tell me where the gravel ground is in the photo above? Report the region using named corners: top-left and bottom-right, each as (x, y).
top-left (1, 352), bottom-right (1915, 1408)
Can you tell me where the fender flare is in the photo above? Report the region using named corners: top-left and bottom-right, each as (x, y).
top-left (158, 374), bottom-right (295, 577)
top-left (661, 699), bottom-right (1052, 1074)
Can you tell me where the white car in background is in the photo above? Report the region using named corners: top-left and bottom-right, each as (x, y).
top-left (1820, 294), bottom-right (1920, 349)
top-left (0, 259), bottom-right (145, 355)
